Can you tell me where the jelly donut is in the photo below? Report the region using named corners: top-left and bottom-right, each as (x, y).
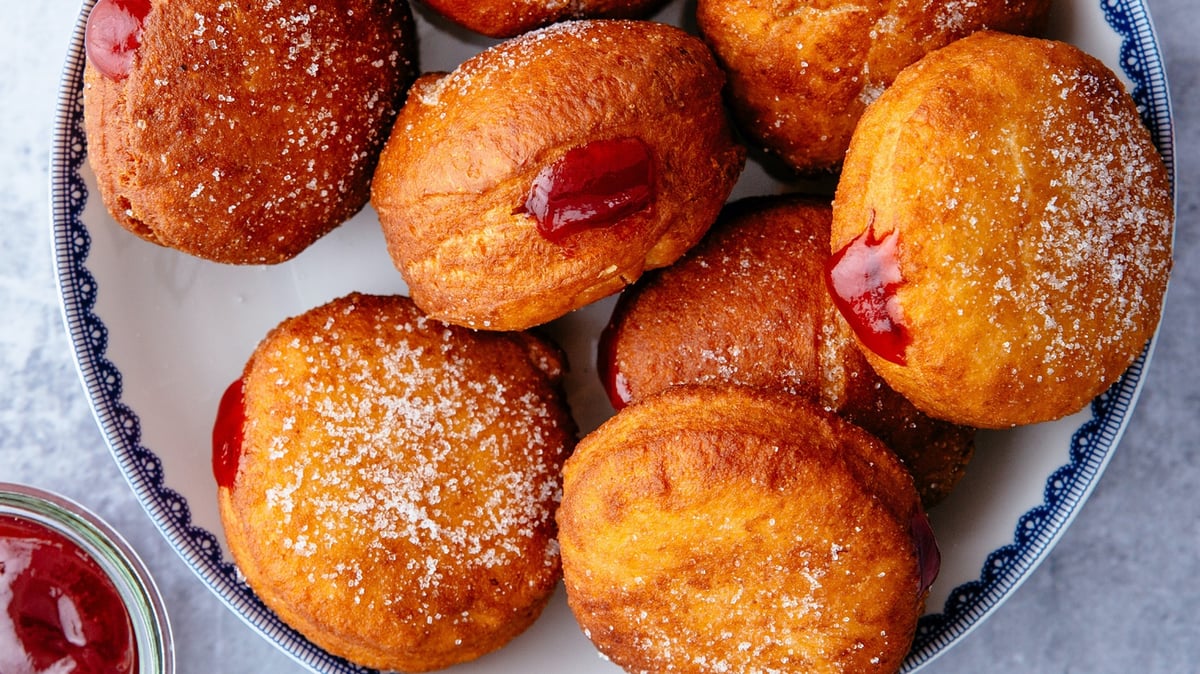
top-left (419, 0), bottom-right (669, 39)
top-left (371, 20), bottom-right (746, 331)
top-left (696, 0), bottom-right (1050, 172)
top-left (829, 31), bottom-right (1174, 428)
top-left (601, 195), bottom-right (974, 506)
top-left (213, 293), bottom-right (574, 671)
top-left (83, 0), bottom-right (417, 264)
top-left (558, 384), bottom-right (938, 674)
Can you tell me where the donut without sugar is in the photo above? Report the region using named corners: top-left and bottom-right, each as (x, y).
top-left (558, 384), bottom-right (936, 674)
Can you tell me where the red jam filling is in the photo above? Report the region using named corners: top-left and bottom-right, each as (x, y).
top-left (517, 137), bottom-right (655, 243)
top-left (597, 293), bottom-right (634, 410)
top-left (0, 515), bottom-right (137, 672)
top-left (911, 510), bottom-right (941, 597)
top-left (825, 217), bottom-right (910, 365)
top-left (85, 0), bottom-right (152, 81)
top-left (212, 378), bottom-right (246, 490)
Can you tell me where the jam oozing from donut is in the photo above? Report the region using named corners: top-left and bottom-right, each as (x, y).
top-left (519, 137), bottom-right (655, 243)
top-left (911, 510), bottom-right (941, 596)
top-left (597, 293), bottom-right (634, 410)
top-left (85, 0), bottom-right (152, 81)
top-left (825, 218), bottom-right (910, 365)
top-left (598, 331), bottom-right (633, 412)
top-left (0, 515), bottom-right (137, 672)
top-left (212, 378), bottom-right (246, 489)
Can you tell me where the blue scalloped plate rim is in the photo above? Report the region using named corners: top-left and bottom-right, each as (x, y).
top-left (49, 0), bottom-right (1174, 672)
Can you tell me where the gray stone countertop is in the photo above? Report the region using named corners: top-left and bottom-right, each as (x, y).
top-left (2, 1), bottom-right (1196, 672)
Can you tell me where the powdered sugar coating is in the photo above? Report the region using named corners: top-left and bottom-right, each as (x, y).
top-left (915, 45), bottom-right (1172, 372)
top-left (832, 32), bottom-right (1174, 427)
top-left (220, 294), bottom-right (573, 669)
top-left (83, 0), bottom-right (417, 263)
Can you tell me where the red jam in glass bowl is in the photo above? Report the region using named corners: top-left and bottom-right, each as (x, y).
top-left (0, 484), bottom-right (173, 673)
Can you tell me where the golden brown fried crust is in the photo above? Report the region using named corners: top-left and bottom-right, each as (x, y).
top-left (832, 32), bottom-right (1174, 428)
top-left (217, 293), bottom-right (575, 672)
top-left (559, 384), bottom-right (926, 674)
top-left (420, 0), bottom-right (670, 38)
top-left (696, 0), bottom-right (1050, 173)
top-left (603, 195), bottom-right (973, 506)
top-left (371, 20), bottom-right (746, 331)
top-left (83, 0), bottom-right (417, 264)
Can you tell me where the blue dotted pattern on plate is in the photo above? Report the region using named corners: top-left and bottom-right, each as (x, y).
top-left (49, 0), bottom-right (1173, 672)
top-left (905, 0), bottom-right (1174, 667)
top-left (50, 2), bottom-right (370, 671)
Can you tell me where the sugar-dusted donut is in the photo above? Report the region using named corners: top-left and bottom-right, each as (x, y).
top-left (829, 32), bottom-right (1173, 428)
top-left (83, 0), bottom-right (417, 264)
top-left (214, 293), bottom-right (575, 671)
top-left (558, 384), bottom-right (938, 673)
top-left (371, 20), bottom-right (746, 331)
top-left (601, 195), bottom-right (974, 506)
top-left (696, 0), bottom-right (1049, 172)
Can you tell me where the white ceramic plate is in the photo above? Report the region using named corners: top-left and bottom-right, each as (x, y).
top-left (51, 0), bottom-right (1174, 672)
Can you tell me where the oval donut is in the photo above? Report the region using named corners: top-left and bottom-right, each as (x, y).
top-left (371, 20), bottom-right (746, 331)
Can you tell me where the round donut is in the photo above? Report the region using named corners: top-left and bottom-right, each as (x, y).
top-left (829, 31), bottom-right (1174, 428)
top-left (371, 20), bottom-right (746, 331)
top-left (419, 0), bottom-right (669, 39)
top-left (696, 0), bottom-right (1050, 172)
top-left (214, 293), bottom-right (575, 671)
top-left (600, 195), bottom-right (974, 506)
top-left (83, 0), bottom-right (417, 264)
top-left (558, 384), bottom-right (937, 674)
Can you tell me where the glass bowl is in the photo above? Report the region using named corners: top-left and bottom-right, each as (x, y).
top-left (0, 482), bottom-right (173, 673)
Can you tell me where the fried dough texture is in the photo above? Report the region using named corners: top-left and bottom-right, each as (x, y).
top-left (558, 384), bottom-right (931, 674)
top-left (83, 0), bottom-right (417, 264)
top-left (419, 0), bottom-right (669, 38)
top-left (371, 20), bottom-right (746, 331)
top-left (696, 0), bottom-right (1050, 172)
top-left (216, 293), bottom-right (575, 671)
top-left (831, 32), bottom-right (1174, 428)
top-left (601, 195), bottom-right (974, 506)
